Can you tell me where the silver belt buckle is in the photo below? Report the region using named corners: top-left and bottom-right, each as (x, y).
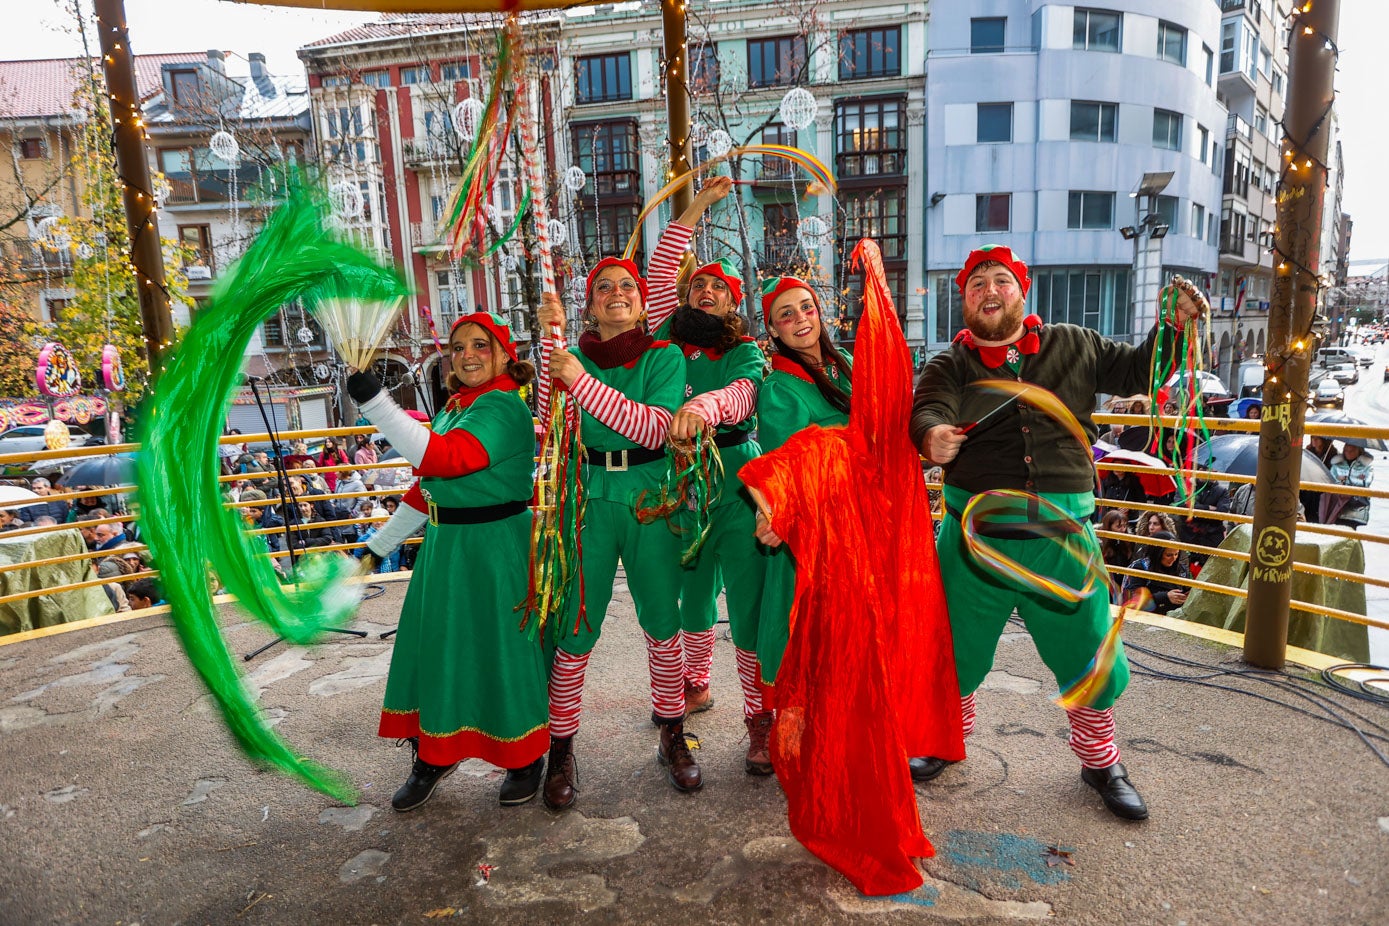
top-left (608, 449), bottom-right (628, 472)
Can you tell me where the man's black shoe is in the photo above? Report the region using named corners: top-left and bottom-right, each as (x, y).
top-left (391, 758), bottom-right (459, 812)
top-left (909, 756), bottom-right (953, 782)
top-left (499, 757), bottom-right (545, 806)
top-left (1080, 762), bottom-right (1149, 820)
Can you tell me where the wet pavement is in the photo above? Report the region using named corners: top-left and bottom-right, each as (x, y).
top-left (1, 577), bottom-right (1386, 925)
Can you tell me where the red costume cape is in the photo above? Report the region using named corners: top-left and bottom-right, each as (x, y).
top-left (739, 240), bottom-right (965, 896)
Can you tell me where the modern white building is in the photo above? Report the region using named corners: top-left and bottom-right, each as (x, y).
top-left (924, 1), bottom-right (1226, 349)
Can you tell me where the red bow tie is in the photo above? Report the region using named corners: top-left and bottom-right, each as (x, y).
top-left (955, 314), bottom-right (1043, 368)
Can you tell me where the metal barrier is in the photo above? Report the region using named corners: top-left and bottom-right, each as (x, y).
top-left (1, 415), bottom-right (1385, 645)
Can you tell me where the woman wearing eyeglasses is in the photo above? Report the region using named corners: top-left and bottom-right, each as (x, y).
top-left (535, 258), bottom-right (693, 810)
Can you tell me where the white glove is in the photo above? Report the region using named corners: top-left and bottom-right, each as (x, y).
top-left (366, 503), bottom-right (429, 558)
top-left (359, 392), bottom-right (430, 467)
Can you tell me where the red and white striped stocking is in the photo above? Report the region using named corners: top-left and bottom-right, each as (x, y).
top-left (646, 632), bottom-right (686, 721)
top-left (1065, 705), bottom-right (1121, 769)
top-left (681, 628), bottom-right (716, 688)
top-left (548, 650), bottom-right (590, 739)
top-left (734, 646), bottom-right (764, 716)
top-left (961, 692), bottom-right (977, 738)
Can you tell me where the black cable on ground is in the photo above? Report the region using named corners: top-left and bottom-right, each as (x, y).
top-left (1321, 663), bottom-right (1389, 705)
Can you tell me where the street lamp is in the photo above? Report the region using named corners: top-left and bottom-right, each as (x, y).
top-left (1124, 171), bottom-right (1174, 336)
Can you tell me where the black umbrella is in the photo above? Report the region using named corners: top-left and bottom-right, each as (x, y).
top-left (57, 454), bottom-right (137, 487)
top-left (1305, 411), bottom-right (1388, 451)
top-left (1193, 434), bottom-right (1334, 484)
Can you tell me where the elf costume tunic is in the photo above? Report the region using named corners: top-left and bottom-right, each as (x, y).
top-left (373, 381), bottom-right (549, 769)
top-left (753, 352), bottom-right (851, 686)
top-left (646, 222), bottom-right (770, 710)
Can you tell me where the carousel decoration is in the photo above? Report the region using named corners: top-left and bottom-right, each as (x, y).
top-left (36, 342), bottom-right (81, 397)
top-left (101, 344), bottom-right (126, 392)
top-left (43, 418), bottom-right (71, 450)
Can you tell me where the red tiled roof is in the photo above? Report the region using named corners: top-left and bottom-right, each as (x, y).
top-left (300, 14), bottom-right (496, 50)
top-left (0, 52), bottom-right (207, 119)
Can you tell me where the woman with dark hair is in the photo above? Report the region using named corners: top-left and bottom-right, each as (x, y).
top-left (346, 312), bottom-right (548, 811)
top-left (536, 258), bottom-right (692, 810)
top-left (644, 176), bottom-right (774, 775)
top-left (1098, 509), bottom-right (1134, 603)
top-left (1133, 510), bottom-right (1190, 575)
top-left (1120, 531), bottom-right (1189, 614)
top-left (316, 437), bottom-right (351, 492)
top-left (753, 276), bottom-right (852, 693)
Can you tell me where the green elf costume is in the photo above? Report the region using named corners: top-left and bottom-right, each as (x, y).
top-left (909, 244), bottom-right (1200, 821)
top-left (646, 221), bottom-right (773, 775)
top-left (538, 256), bottom-right (701, 809)
top-left (752, 276), bottom-right (853, 692)
top-left (347, 312), bottom-right (548, 812)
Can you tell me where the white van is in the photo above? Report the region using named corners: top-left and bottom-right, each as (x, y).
top-left (1316, 347), bottom-right (1355, 368)
top-left (1237, 360), bottom-right (1263, 398)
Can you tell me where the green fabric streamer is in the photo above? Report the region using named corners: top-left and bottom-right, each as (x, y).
top-left (136, 180), bottom-right (410, 803)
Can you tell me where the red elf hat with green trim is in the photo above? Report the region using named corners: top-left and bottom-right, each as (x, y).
top-left (759, 276), bottom-right (820, 327)
top-left (956, 244), bottom-right (1031, 297)
top-left (450, 311), bottom-right (519, 361)
top-left (690, 258), bottom-right (744, 305)
top-left (585, 257), bottom-right (649, 304)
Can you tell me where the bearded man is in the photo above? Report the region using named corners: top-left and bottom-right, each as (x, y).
top-left (908, 245), bottom-right (1206, 821)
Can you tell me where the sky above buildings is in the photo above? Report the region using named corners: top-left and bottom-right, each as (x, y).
top-left (1, 0), bottom-right (1384, 270)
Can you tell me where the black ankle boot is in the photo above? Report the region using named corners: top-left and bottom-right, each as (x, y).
top-left (499, 757), bottom-right (545, 806)
top-left (391, 741), bottom-right (459, 812)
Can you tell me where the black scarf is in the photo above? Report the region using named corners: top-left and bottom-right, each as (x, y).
top-left (670, 304), bottom-right (728, 349)
top-left (578, 327), bottom-right (655, 369)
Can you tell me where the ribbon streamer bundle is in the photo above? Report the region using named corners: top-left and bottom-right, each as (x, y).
top-left (634, 433), bottom-right (725, 566)
top-left (1147, 275), bottom-right (1213, 505)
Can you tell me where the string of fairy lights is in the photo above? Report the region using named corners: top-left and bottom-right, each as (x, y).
top-left (1260, 0), bottom-right (1340, 407)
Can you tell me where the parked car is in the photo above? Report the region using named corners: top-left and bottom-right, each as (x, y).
top-left (0, 424), bottom-right (102, 455)
top-left (1312, 378), bottom-right (1345, 409)
top-left (1356, 347), bottom-right (1376, 368)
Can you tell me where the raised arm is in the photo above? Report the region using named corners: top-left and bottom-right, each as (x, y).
top-left (646, 176), bottom-right (736, 333)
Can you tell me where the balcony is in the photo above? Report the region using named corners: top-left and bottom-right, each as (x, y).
top-left (410, 221), bottom-right (448, 253)
top-left (400, 137), bottom-right (457, 168)
top-left (762, 236), bottom-right (803, 270)
top-left (1226, 114), bottom-right (1252, 141)
top-left (19, 242), bottom-right (72, 274)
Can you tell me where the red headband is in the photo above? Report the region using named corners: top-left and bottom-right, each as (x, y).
top-left (690, 260), bottom-right (744, 306)
top-left (449, 311), bottom-right (518, 361)
top-left (760, 276), bottom-right (819, 328)
top-left (586, 257), bottom-right (648, 305)
top-left (956, 245), bottom-right (1031, 297)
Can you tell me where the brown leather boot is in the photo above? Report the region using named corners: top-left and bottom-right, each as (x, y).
top-left (744, 711), bottom-right (774, 776)
top-left (542, 736), bottom-right (578, 810)
top-left (657, 719), bottom-right (703, 792)
top-left (684, 680), bottom-right (714, 716)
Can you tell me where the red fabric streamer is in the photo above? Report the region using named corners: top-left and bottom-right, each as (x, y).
top-left (739, 238), bottom-right (964, 897)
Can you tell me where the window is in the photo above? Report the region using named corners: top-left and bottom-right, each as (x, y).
top-left (977, 103), bottom-right (1013, 143)
top-left (436, 270), bottom-right (466, 321)
top-left (45, 298), bottom-right (69, 323)
top-left (324, 105), bottom-right (368, 163)
top-left (1191, 203), bottom-right (1206, 240)
top-left (690, 43), bottom-right (719, 95)
top-left (178, 225), bottom-right (213, 277)
top-left (838, 188), bottom-right (908, 259)
top-left (1154, 194), bottom-right (1178, 232)
top-left (17, 138), bottom-right (45, 159)
top-left (159, 146), bottom-right (264, 204)
top-left (1272, 69), bottom-right (1285, 98)
top-left (1220, 21), bottom-right (1237, 73)
top-left (975, 194), bottom-right (1010, 233)
top-left (576, 203), bottom-right (641, 266)
top-left (1070, 101), bottom-right (1117, 142)
top-left (1157, 21), bottom-right (1187, 66)
top-left (840, 26), bottom-right (900, 80)
top-left (1028, 267), bottom-right (1131, 335)
top-left (1153, 108), bottom-right (1182, 150)
top-left (1203, 44), bottom-right (1214, 85)
top-left (1253, 105), bottom-right (1268, 137)
top-left (1198, 124), bottom-right (1209, 164)
top-left (1067, 191), bottom-right (1114, 229)
top-left (400, 66), bottom-right (431, 85)
top-left (362, 70), bottom-right (390, 88)
top-left (575, 53), bottom-right (632, 103)
top-left (834, 97), bottom-right (905, 178)
top-left (762, 203), bottom-right (801, 269)
top-left (169, 69), bottom-right (201, 104)
top-left (440, 61), bottom-right (470, 81)
top-left (1073, 9), bottom-right (1121, 52)
top-left (321, 75), bottom-right (349, 89)
top-left (758, 124), bottom-right (798, 179)
top-left (571, 120), bottom-right (640, 196)
top-left (971, 17), bottom-right (1006, 54)
top-left (748, 35), bottom-right (806, 89)
top-left (1224, 147), bottom-right (1251, 198)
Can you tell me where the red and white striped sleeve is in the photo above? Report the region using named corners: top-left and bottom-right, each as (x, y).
top-left (680, 377), bottom-right (757, 429)
top-left (568, 372), bottom-right (674, 450)
top-left (645, 222), bottom-right (694, 333)
top-left (535, 334), bottom-right (560, 430)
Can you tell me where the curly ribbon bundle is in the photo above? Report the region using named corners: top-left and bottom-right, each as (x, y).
top-left (622, 144), bottom-right (836, 261)
top-left (419, 304), bottom-right (446, 360)
top-left (956, 379), bottom-right (1131, 708)
top-left (1054, 589), bottom-right (1150, 710)
top-left (137, 179), bottom-right (409, 802)
top-left (634, 433), bottom-right (725, 566)
top-left (1148, 276), bottom-right (1213, 505)
top-left (441, 27), bottom-right (525, 261)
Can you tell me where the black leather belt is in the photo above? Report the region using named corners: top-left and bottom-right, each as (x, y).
top-left (584, 446), bottom-right (665, 470)
top-left (713, 430), bottom-right (752, 449)
top-left (426, 497), bottom-right (529, 525)
top-left (944, 503), bottom-right (1084, 540)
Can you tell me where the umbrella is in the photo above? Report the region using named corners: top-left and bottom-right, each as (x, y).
top-left (1166, 370), bottom-right (1229, 397)
top-left (57, 455), bottom-right (137, 488)
top-left (0, 486), bottom-right (39, 510)
top-left (1096, 448), bottom-right (1177, 496)
top-left (1193, 434), bottom-right (1334, 484)
top-left (1232, 397), bottom-right (1263, 420)
top-left (1305, 411), bottom-right (1388, 451)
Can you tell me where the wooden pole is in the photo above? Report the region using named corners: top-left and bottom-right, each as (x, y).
top-left (1244, 0), bottom-right (1341, 669)
top-left (94, 0), bottom-right (173, 372)
top-left (660, 0), bottom-right (693, 219)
